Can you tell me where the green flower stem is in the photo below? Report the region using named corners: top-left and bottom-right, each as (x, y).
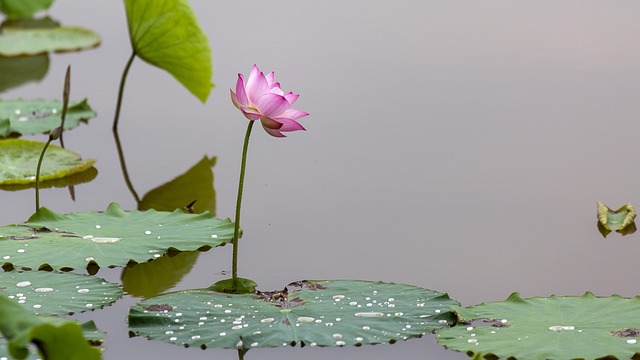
top-left (35, 138), bottom-right (53, 211)
top-left (232, 120), bottom-right (255, 280)
top-left (112, 52), bottom-right (136, 132)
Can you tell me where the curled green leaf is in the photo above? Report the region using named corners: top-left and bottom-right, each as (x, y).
top-left (597, 201), bottom-right (637, 237)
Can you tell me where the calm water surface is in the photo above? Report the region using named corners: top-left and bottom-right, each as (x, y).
top-left (3, 1), bottom-right (640, 359)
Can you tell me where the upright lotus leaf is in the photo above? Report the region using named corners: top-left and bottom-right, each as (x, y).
top-left (0, 54), bottom-right (49, 94)
top-left (0, 271), bottom-right (122, 315)
top-left (121, 251), bottom-right (199, 298)
top-left (597, 201), bottom-right (637, 237)
top-left (0, 0), bottom-right (54, 18)
top-left (435, 292), bottom-right (640, 360)
top-left (0, 166), bottom-right (97, 191)
top-left (124, 0), bottom-right (212, 102)
top-left (138, 155), bottom-right (217, 214)
top-left (1, 321), bottom-right (103, 360)
top-left (0, 99), bottom-right (96, 138)
top-left (0, 26), bottom-right (100, 57)
top-left (128, 280), bottom-right (458, 349)
top-left (0, 139), bottom-right (95, 185)
top-left (0, 294), bottom-right (102, 360)
top-left (0, 202), bottom-right (234, 271)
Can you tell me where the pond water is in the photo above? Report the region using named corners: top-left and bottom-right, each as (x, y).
top-left (3, 1), bottom-right (640, 359)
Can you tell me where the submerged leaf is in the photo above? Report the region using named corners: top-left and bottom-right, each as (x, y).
top-left (129, 280), bottom-right (458, 349)
top-left (124, 0), bottom-right (212, 102)
top-left (0, 271), bottom-right (122, 315)
top-left (436, 292), bottom-right (640, 360)
top-left (0, 26), bottom-right (100, 56)
top-left (0, 139), bottom-right (95, 185)
top-left (0, 0), bottom-right (54, 19)
top-left (0, 202), bottom-right (234, 271)
top-left (597, 201), bottom-right (637, 237)
top-left (0, 99), bottom-right (96, 138)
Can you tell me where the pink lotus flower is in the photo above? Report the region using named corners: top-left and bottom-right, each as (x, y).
top-left (231, 65), bottom-right (308, 137)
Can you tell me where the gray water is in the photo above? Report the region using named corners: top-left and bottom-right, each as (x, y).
top-left (3, 1), bottom-right (640, 359)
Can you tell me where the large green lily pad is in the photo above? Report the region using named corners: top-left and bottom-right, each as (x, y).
top-left (129, 280), bottom-right (458, 350)
top-left (0, 202), bottom-right (234, 271)
top-left (124, 0), bottom-right (212, 102)
top-left (0, 139), bottom-right (95, 185)
top-left (0, 26), bottom-right (100, 56)
top-left (0, 99), bottom-right (96, 138)
top-left (435, 292), bottom-right (640, 360)
top-left (0, 294), bottom-right (102, 360)
top-left (0, 271), bottom-right (122, 315)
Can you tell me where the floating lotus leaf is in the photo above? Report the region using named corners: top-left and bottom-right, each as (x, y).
top-left (124, 0), bottom-right (212, 102)
top-left (0, 54), bottom-right (49, 93)
top-left (138, 155), bottom-right (217, 214)
top-left (0, 166), bottom-right (97, 191)
top-left (597, 201), bottom-right (637, 237)
top-left (0, 0), bottom-right (54, 19)
top-left (128, 280), bottom-right (458, 350)
top-left (0, 99), bottom-right (96, 138)
top-left (0, 139), bottom-right (95, 185)
top-left (0, 202), bottom-right (234, 271)
top-left (436, 292), bottom-right (640, 360)
top-left (0, 271), bottom-right (122, 315)
top-left (0, 26), bottom-right (100, 56)
top-left (0, 294), bottom-right (102, 360)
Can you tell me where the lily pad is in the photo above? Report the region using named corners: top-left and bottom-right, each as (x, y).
top-left (0, 139), bottom-right (95, 185)
top-left (0, 99), bottom-right (96, 138)
top-left (124, 0), bottom-right (212, 102)
top-left (0, 166), bottom-right (97, 191)
top-left (0, 54), bottom-right (49, 93)
top-left (0, 202), bottom-right (234, 271)
top-left (0, 26), bottom-right (100, 56)
top-left (0, 0), bottom-right (54, 19)
top-left (435, 292), bottom-right (640, 360)
top-left (128, 280), bottom-right (457, 350)
top-left (0, 271), bottom-right (122, 315)
top-left (0, 294), bottom-right (102, 360)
